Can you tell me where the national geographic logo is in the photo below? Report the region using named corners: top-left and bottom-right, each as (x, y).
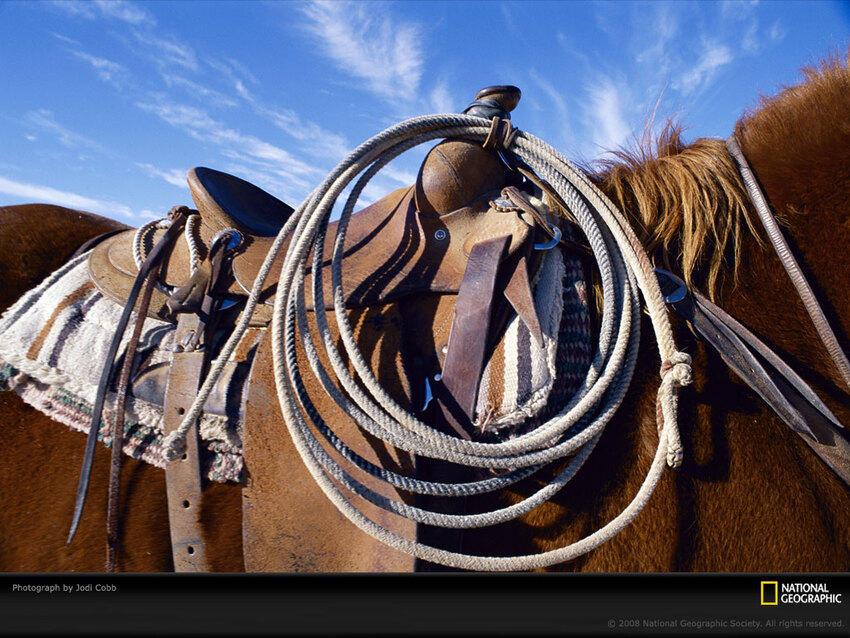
top-left (761, 581), bottom-right (843, 605)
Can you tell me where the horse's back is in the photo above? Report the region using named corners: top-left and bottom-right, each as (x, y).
top-left (0, 204), bottom-right (128, 310)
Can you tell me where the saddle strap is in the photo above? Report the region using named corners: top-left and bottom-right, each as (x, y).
top-left (163, 312), bottom-right (210, 571)
top-left (656, 270), bottom-right (850, 487)
top-left (68, 207), bottom-right (191, 545)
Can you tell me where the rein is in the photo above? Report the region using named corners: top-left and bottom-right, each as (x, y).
top-left (725, 135), bottom-right (850, 391)
top-left (162, 114), bottom-right (693, 571)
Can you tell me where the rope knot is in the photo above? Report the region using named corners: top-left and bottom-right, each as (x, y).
top-left (161, 431), bottom-right (187, 462)
top-left (661, 352), bottom-right (692, 387)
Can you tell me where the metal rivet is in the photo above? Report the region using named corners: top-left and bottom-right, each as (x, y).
top-left (434, 373), bottom-right (442, 382)
top-left (434, 229), bottom-right (447, 241)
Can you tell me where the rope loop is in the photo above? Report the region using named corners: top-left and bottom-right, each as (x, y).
top-left (165, 112), bottom-right (691, 570)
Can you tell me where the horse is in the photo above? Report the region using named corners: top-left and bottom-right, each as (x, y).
top-left (0, 54), bottom-right (847, 573)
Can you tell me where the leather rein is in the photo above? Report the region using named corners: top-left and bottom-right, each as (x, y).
top-left (657, 135), bottom-right (850, 487)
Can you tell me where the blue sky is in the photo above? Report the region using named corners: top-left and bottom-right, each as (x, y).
top-left (1, 0), bottom-right (848, 223)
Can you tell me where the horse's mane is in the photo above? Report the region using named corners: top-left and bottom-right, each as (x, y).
top-left (592, 124), bottom-right (756, 299)
top-left (592, 51), bottom-right (850, 300)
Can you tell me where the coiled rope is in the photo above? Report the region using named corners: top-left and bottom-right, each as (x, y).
top-left (163, 113), bottom-right (691, 571)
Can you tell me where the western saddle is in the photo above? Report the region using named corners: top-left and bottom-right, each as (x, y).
top-left (73, 86), bottom-right (580, 570)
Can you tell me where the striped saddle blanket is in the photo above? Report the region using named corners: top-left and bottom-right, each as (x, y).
top-left (0, 242), bottom-right (591, 482)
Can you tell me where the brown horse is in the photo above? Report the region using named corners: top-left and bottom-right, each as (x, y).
top-left (1, 55), bottom-right (848, 572)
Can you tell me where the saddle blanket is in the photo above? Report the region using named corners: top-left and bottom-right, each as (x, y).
top-left (0, 238), bottom-right (592, 478)
top-left (0, 253), bottom-right (245, 483)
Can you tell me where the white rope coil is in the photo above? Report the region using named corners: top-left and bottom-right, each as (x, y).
top-left (162, 113), bottom-right (691, 571)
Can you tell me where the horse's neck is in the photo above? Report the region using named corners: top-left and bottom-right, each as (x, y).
top-left (725, 74), bottom-right (850, 406)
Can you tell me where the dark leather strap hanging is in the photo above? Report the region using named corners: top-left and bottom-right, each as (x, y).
top-left (68, 207), bottom-right (192, 546)
top-left (655, 269), bottom-right (850, 487)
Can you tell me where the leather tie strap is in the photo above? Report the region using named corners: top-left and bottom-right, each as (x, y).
top-left (436, 234), bottom-right (510, 439)
top-left (726, 134), bottom-right (850, 392)
top-left (163, 229), bottom-right (240, 571)
top-left (68, 207), bottom-right (192, 546)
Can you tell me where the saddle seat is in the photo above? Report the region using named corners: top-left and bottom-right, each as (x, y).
top-left (88, 140), bottom-right (536, 320)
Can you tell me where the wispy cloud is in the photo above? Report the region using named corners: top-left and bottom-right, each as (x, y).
top-left (0, 175), bottom-right (135, 219)
top-left (136, 99), bottom-right (320, 199)
top-left (52, 0), bottom-right (154, 25)
top-left (500, 3), bottom-right (523, 40)
top-left (160, 73), bottom-right (239, 109)
top-left (299, 1), bottom-right (423, 102)
top-left (24, 110), bottom-right (108, 154)
top-left (585, 78), bottom-right (632, 152)
top-left (93, 0), bottom-right (154, 25)
top-left (133, 31), bottom-right (198, 72)
top-left (137, 163), bottom-right (188, 188)
top-left (71, 50), bottom-right (127, 86)
top-left (429, 81), bottom-right (456, 114)
top-left (529, 68), bottom-right (572, 144)
top-left (260, 107), bottom-right (350, 160)
top-left (635, 5), bottom-right (678, 74)
top-left (224, 71), bottom-right (351, 161)
top-left (677, 41), bottom-right (734, 95)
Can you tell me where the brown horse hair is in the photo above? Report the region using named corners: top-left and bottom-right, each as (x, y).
top-left (734, 50), bottom-right (850, 214)
top-left (591, 123), bottom-right (760, 301)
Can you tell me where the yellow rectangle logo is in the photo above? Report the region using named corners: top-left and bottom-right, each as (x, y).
top-left (761, 581), bottom-right (778, 605)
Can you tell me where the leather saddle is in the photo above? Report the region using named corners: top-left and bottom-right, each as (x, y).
top-left (89, 142), bottom-right (535, 316)
top-left (79, 85), bottom-right (586, 571)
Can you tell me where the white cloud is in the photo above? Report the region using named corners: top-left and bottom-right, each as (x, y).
top-left (137, 163), bottom-right (188, 188)
top-left (677, 42), bottom-right (734, 94)
top-left (223, 68), bottom-right (352, 161)
top-left (586, 78), bottom-right (632, 152)
top-left (0, 175), bottom-right (136, 219)
top-left (260, 107), bottom-right (350, 160)
top-left (299, 1), bottom-right (423, 102)
top-left (52, 0), bottom-right (154, 25)
top-left (160, 74), bottom-right (239, 108)
top-left (51, 0), bottom-right (97, 19)
top-left (529, 69), bottom-right (571, 139)
top-left (71, 50), bottom-right (126, 85)
top-left (207, 58), bottom-right (260, 93)
top-left (635, 5), bottom-right (678, 73)
top-left (768, 21), bottom-right (786, 44)
top-left (378, 165), bottom-right (417, 186)
top-left (429, 81), bottom-right (455, 114)
top-left (52, 33), bottom-right (83, 46)
top-left (93, 0), bottom-right (154, 25)
top-left (136, 99), bottom-right (320, 199)
top-left (24, 110), bottom-right (107, 153)
top-left (133, 32), bottom-right (198, 72)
